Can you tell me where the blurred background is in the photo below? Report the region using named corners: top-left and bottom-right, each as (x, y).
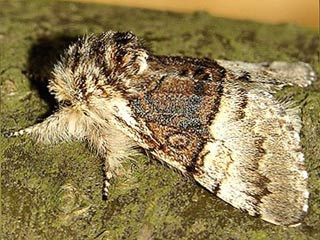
top-left (68, 0), bottom-right (319, 30)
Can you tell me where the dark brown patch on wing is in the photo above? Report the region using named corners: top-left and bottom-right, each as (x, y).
top-left (234, 88), bottom-right (249, 120)
top-left (129, 55), bottom-right (226, 171)
top-left (244, 136), bottom-right (272, 215)
top-left (167, 133), bottom-right (190, 149)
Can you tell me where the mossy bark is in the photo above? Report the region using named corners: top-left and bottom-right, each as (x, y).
top-left (1, 1), bottom-right (319, 239)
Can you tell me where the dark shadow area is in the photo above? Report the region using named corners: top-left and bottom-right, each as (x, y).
top-left (24, 35), bottom-right (78, 118)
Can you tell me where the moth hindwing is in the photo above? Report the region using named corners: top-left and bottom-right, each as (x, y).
top-left (6, 31), bottom-right (316, 226)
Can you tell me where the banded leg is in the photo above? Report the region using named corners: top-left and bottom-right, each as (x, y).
top-left (103, 169), bottom-right (113, 200)
top-left (86, 126), bottom-right (136, 200)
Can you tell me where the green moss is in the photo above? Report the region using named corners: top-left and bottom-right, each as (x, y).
top-left (1, 0), bottom-right (319, 239)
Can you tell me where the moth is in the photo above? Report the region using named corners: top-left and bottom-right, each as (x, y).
top-left (6, 31), bottom-right (316, 226)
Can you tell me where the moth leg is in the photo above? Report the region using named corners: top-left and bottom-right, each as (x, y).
top-left (103, 168), bottom-right (113, 200)
top-left (4, 107), bottom-right (84, 144)
top-left (87, 127), bottom-right (136, 200)
top-left (217, 60), bottom-right (317, 88)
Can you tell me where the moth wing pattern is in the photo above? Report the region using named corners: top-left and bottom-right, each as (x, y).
top-left (5, 31), bottom-right (316, 226)
top-left (116, 54), bottom-right (314, 226)
top-left (193, 77), bottom-right (309, 226)
top-left (216, 60), bottom-right (317, 88)
top-left (205, 60), bottom-right (314, 226)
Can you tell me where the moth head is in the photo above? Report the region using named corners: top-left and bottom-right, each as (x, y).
top-left (48, 31), bottom-right (149, 106)
top-left (107, 31), bottom-right (149, 76)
